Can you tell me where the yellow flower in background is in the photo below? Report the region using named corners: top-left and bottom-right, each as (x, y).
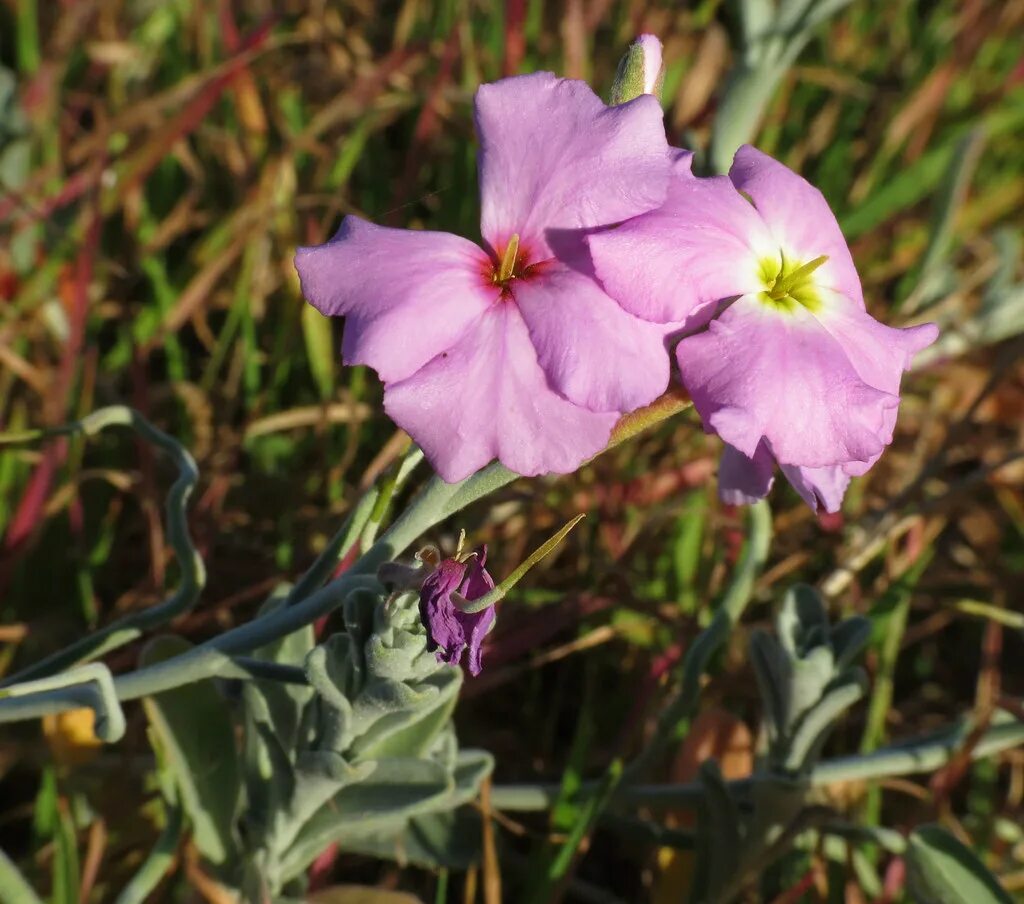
top-left (42, 708), bottom-right (102, 766)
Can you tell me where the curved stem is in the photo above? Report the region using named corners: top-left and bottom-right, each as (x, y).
top-left (1, 407), bottom-right (205, 685)
top-left (113, 804), bottom-right (183, 904)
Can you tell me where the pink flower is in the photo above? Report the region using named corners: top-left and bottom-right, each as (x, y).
top-left (588, 146), bottom-right (938, 512)
top-left (295, 73), bottom-right (672, 482)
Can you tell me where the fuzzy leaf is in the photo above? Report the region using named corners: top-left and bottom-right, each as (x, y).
top-left (692, 761), bottom-right (743, 903)
top-left (784, 669), bottom-right (867, 773)
top-left (140, 636), bottom-right (241, 868)
top-left (277, 757), bottom-right (455, 882)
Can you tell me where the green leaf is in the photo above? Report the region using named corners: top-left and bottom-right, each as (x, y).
top-left (301, 303), bottom-right (336, 400)
top-left (906, 825), bottom-right (1012, 904)
top-left (351, 669), bottom-right (463, 761)
top-left (784, 669), bottom-right (867, 772)
top-left (337, 809), bottom-right (484, 872)
top-left (277, 757), bottom-right (456, 882)
top-left (51, 805), bottom-right (79, 904)
top-left (248, 589), bottom-right (317, 755)
top-left (0, 847), bottom-right (44, 904)
top-left (140, 636), bottom-right (241, 868)
top-left (692, 761), bottom-right (743, 903)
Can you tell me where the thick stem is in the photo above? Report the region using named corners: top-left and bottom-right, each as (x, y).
top-left (489, 717), bottom-right (1024, 812)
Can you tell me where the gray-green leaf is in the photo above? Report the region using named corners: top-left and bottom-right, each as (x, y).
top-left (140, 636), bottom-right (241, 868)
top-left (906, 824), bottom-right (1012, 904)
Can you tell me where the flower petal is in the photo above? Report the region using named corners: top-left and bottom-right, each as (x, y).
top-left (457, 549), bottom-right (496, 676)
top-left (513, 256), bottom-right (670, 413)
top-left (295, 216), bottom-right (495, 383)
top-left (419, 560), bottom-right (468, 661)
top-left (588, 153), bottom-right (775, 323)
top-left (476, 72), bottom-right (669, 255)
top-left (384, 305), bottom-right (617, 482)
top-left (780, 464), bottom-right (851, 514)
top-left (675, 296), bottom-right (897, 468)
top-left (814, 289), bottom-right (939, 451)
top-left (459, 605), bottom-right (495, 676)
top-left (460, 547), bottom-right (496, 600)
top-left (719, 442), bottom-right (776, 506)
top-left (815, 291), bottom-right (938, 396)
top-left (729, 146), bottom-right (864, 307)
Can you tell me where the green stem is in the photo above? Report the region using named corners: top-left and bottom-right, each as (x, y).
top-left (489, 717), bottom-right (1024, 812)
top-left (707, 0), bottom-right (855, 174)
top-left (113, 804), bottom-right (183, 904)
top-left (622, 500), bottom-right (772, 782)
top-left (359, 445), bottom-right (424, 551)
top-left (284, 485), bottom-right (380, 606)
top-left (546, 760), bottom-right (623, 888)
top-left (860, 551), bottom-right (934, 754)
top-left (459, 513), bottom-right (586, 614)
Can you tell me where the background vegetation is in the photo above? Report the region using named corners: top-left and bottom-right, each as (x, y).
top-left (0, 0), bottom-right (1022, 900)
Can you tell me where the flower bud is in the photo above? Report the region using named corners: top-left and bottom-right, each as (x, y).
top-left (610, 34), bottom-right (664, 106)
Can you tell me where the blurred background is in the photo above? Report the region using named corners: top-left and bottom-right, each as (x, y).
top-left (1, 0), bottom-right (1023, 900)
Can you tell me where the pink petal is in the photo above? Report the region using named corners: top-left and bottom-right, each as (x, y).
top-left (780, 464), bottom-right (851, 514)
top-left (719, 442), bottom-right (775, 506)
top-left (384, 304), bottom-right (617, 483)
top-left (589, 152), bottom-right (775, 323)
top-left (295, 216), bottom-right (495, 383)
top-left (815, 291), bottom-right (939, 396)
top-left (729, 146), bottom-right (864, 307)
top-left (513, 255), bottom-right (670, 413)
top-left (814, 290), bottom-right (939, 449)
top-left (476, 72), bottom-right (669, 256)
top-left (676, 296), bottom-right (897, 469)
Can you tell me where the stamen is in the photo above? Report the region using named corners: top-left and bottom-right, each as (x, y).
top-left (497, 234), bottom-right (520, 283)
top-left (769, 254), bottom-right (828, 300)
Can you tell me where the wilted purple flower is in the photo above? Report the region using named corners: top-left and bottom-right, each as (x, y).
top-left (418, 547), bottom-right (496, 676)
top-left (295, 72), bottom-right (672, 483)
top-left (588, 146), bottom-right (938, 512)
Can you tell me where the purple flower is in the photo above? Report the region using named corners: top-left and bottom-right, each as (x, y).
top-left (295, 73), bottom-right (673, 483)
top-left (588, 146), bottom-right (938, 512)
top-left (418, 548), bottom-right (496, 676)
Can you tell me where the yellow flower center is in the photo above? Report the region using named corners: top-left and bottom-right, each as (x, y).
top-left (757, 252), bottom-right (828, 313)
top-left (493, 233), bottom-right (520, 286)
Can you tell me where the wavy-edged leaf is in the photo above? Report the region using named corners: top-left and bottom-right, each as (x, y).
top-left (278, 757), bottom-right (454, 882)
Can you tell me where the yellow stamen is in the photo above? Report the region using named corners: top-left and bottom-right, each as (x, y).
top-left (769, 254), bottom-right (828, 300)
top-left (497, 234), bottom-right (520, 283)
